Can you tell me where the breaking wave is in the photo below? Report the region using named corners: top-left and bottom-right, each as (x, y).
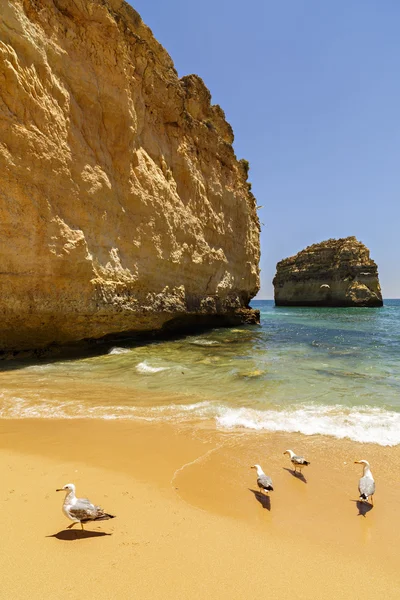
top-left (0, 395), bottom-right (399, 446)
top-left (189, 339), bottom-right (221, 347)
top-left (0, 396), bottom-right (216, 422)
top-left (135, 361), bottom-right (170, 373)
top-left (108, 347), bottom-right (131, 355)
top-left (215, 404), bottom-right (400, 446)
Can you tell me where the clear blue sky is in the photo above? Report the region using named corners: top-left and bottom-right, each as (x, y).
top-left (130, 0), bottom-right (400, 298)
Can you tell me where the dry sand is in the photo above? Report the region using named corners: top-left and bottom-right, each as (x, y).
top-left (0, 418), bottom-right (399, 599)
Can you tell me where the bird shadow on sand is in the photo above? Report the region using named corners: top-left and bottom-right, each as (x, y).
top-left (47, 529), bottom-right (112, 541)
top-left (248, 488), bottom-right (271, 511)
top-left (283, 468), bottom-right (307, 483)
top-left (350, 500), bottom-right (373, 517)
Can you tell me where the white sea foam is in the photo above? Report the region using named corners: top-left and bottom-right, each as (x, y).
top-left (1, 393), bottom-right (399, 446)
top-left (135, 361), bottom-right (170, 373)
top-left (108, 347), bottom-right (131, 355)
top-left (215, 404), bottom-right (400, 446)
top-left (23, 364), bottom-right (56, 372)
top-left (0, 395), bottom-right (215, 422)
top-left (189, 339), bottom-right (221, 346)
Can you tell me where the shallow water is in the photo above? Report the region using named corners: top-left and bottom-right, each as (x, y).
top-left (1, 300), bottom-right (399, 445)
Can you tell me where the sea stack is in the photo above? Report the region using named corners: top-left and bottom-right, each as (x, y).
top-left (0, 0), bottom-right (260, 356)
top-left (273, 237), bottom-right (383, 307)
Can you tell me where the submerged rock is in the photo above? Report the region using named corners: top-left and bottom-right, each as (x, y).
top-left (0, 0), bottom-right (260, 355)
top-left (273, 237), bottom-right (383, 307)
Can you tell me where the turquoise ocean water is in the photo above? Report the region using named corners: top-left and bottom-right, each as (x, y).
top-left (1, 300), bottom-right (399, 445)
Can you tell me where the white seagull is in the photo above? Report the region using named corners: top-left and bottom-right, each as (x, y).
top-left (251, 464), bottom-right (274, 494)
top-left (56, 483), bottom-right (116, 530)
top-left (354, 460), bottom-right (375, 505)
top-left (283, 449), bottom-right (310, 473)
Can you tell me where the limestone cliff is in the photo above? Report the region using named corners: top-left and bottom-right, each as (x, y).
top-left (273, 237), bottom-right (382, 307)
top-left (0, 0), bottom-right (260, 355)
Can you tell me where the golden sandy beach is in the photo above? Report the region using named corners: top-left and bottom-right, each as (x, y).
top-left (0, 418), bottom-right (399, 599)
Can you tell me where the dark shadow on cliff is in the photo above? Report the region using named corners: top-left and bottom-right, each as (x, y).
top-left (248, 488), bottom-right (271, 511)
top-left (47, 529), bottom-right (112, 541)
top-left (283, 467), bottom-right (307, 483)
top-left (350, 499), bottom-right (373, 517)
top-left (0, 311), bottom-right (261, 371)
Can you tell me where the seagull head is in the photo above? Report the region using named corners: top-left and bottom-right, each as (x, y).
top-left (56, 483), bottom-right (76, 493)
top-left (283, 450), bottom-right (294, 458)
top-left (251, 464), bottom-right (264, 476)
top-left (354, 460), bottom-right (370, 467)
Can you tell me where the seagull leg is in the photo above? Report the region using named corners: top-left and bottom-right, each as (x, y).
top-left (371, 496), bottom-right (374, 506)
top-left (80, 522), bottom-right (85, 531)
top-left (67, 522), bottom-right (77, 529)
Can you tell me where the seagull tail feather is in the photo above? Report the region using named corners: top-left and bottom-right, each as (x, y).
top-left (94, 513), bottom-right (116, 521)
top-left (304, 461), bottom-right (310, 466)
top-left (359, 493), bottom-right (368, 501)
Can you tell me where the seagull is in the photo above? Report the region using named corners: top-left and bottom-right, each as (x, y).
top-left (354, 460), bottom-right (375, 505)
top-left (283, 449), bottom-right (310, 473)
top-left (56, 483), bottom-right (116, 530)
top-left (251, 465), bottom-right (274, 494)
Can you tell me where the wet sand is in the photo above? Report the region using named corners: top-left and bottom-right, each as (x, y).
top-left (0, 418), bottom-right (399, 599)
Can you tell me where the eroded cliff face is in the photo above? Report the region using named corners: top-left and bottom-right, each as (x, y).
top-left (0, 0), bottom-right (260, 354)
top-left (273, 237), bottom-right (382, 307)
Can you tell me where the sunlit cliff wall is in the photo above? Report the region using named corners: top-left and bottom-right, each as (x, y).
top-left (0, 0), bottom-right (260, 354)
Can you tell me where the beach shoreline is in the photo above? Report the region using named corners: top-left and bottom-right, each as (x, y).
top-left (0, 418), bottom-right (399, 599)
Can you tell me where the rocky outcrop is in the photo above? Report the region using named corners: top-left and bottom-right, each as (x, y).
top-left (273, 237), bottom-right (383, 307)
top-left (0, 0), bottom-right (260, 355)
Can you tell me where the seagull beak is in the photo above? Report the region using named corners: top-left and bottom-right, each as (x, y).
top-left (354, 461), bottom-right (360, 464)
top-left (56, 488), bottom-right (63, 492)
top-left (250, 466), bottom-right (255, 469)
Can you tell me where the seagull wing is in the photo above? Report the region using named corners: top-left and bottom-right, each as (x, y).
top-left (78, 497), bottom-right (95, 507)
top-left (359, 476), bottom-right (375, 498)
top-left (292, 455), bottom-right (310, 465)
top-left (69, 497), bottom-right (115, 522)
top-left (68, 497), bottom-right (97, 521)
top-left (257, 474), bottom-right (273, 491)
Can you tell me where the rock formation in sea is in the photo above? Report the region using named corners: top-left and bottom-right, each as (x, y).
top-left (273, 237), bottom-right (383, 307)
top-left (0, 0), bottom-right (260, 355)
